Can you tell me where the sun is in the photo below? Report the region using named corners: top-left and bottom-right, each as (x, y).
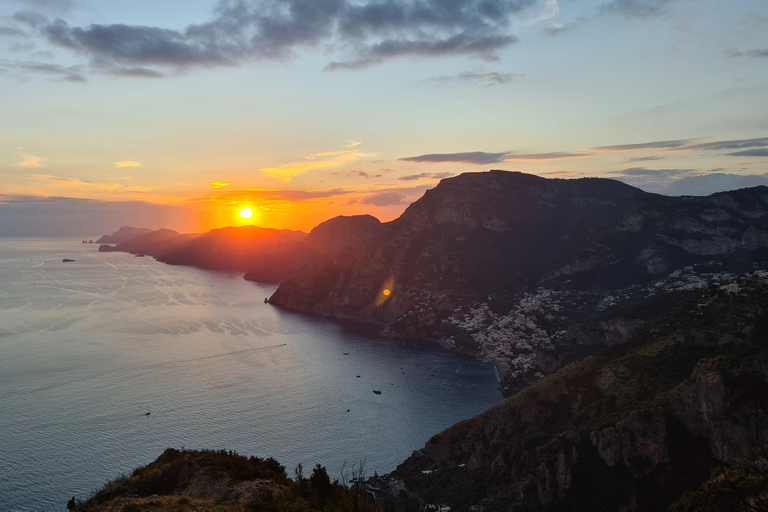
top-left (239, 208), bottom-right (253, 219)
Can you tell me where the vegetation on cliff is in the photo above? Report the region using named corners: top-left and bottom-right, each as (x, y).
top-left (71, 448), bottom-right (381, 512)
top-left (393, 275), bottom-right (768, 511)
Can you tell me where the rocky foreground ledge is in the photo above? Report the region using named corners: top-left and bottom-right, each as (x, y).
top-left (68, 448), bottom-right (383, 512)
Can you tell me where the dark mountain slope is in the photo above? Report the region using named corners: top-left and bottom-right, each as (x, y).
top-left (268, 170), bottom-right (768, 335)
top-left (243, 214), bottom-right (385, 283)
top-left (391, 275), bottom-right (768, 511)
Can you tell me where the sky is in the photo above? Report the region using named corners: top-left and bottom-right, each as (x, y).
top-left (1, 0), bottom-right (767, 235)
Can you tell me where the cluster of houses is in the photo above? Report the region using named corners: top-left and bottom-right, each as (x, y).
top-left (444, 289), bottom-right (568, 378)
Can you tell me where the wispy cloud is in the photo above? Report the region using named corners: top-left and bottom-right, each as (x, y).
top-left (208, 182), bottom-right (231, 188)
top-left (261, 149), bottom-right (373, 182)
top-left (114, 160), bottom-right (142, 168)
top-left (16, 153), bottom-right (46, 167)
top-left (543, 18), bottom-right (587, 36)
top-left (424, 71), bottom-right (521, 87)
top-left (729, 49), bottom-right (768, 58)
top-left (590, 138), bottom-right (695, 152)
top-left (629, 155), bottom-right (665, 162)
top-left (360, 190), bottom-right (409, 206)
top-left (599, 0), bottom-right (675, 18)
top-left (504, 152), bottom-right (591, 161)
top-left (0, 58), bottom-right (84, 81)
top-left (398, 172), bottom-right (455, 181)
top-left (345, 140), bottom-right (362, 148)
top-left (528, 0), bottom-right (559, 25)
top-left (727, 149), bottom-right (768, 157)
top-left (30, 173), bottom-right (122, 192)
top-left (399, 151), bottom-right (511, 165)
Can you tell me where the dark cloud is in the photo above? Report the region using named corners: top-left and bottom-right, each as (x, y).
top-left (398, 172), bottom-right (454, 181)
top-left (730, 49), bottom-right (768, 58)
top-left (360, 190), bottom-right (408, 206)
top-left (19, 0), bottom-right (537, 77)
top-left (504, 152), bottom-right (592, 160)
top-left (609, 167), bottom-right (696, 177)
top-left (599, 0), bottom-right (674, 18)
top-left (629, 155), bottom-right (665, 162)
top-left (109, 66), bottom-right (166, 79)
top-left (591, 138), bottom-right (694, 151)
top-left (399, 151), bottom-right (510, 164)
top-left (685, 137), bottom-right (768, 151)
top-left (0, 58), bottom-right (85, 81)
top-left (349, 171), bottom-right (370, 178)
top-left (727, 149), bottom-right (768, 157)
top-left (424, 70), bottom-right (521, 87)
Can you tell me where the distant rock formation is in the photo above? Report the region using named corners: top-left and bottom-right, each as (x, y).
top-left (98, 225), bottom-right (307, 273)
top-left (96, 226), bottom-right (155, 245)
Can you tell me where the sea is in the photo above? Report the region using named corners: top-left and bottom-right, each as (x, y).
top-left (0, 238), bottom-right (503, 511)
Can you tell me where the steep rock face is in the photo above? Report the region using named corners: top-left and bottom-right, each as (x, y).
top-left (244, 215), bottom-right (385, 285)
top-left (268, 170), bottom-right (768, 331)
top-left (392, 278), bottom-right (768, 511)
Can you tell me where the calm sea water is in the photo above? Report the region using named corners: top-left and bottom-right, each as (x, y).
top-left (0, 238), bottom-right (502, 511)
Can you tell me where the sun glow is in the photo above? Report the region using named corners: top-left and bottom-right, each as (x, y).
top-left (239, 208), bottom-right (253, 219)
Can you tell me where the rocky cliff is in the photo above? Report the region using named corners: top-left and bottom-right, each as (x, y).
top-left (391, 275), bottom-right (768, 511)
top-left (266, 170), bottom-right (768, 387)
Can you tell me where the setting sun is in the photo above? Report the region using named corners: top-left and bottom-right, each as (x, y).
top-left (239, 208), bottom-right (253, 219)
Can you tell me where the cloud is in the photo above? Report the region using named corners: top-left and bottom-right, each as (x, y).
top-left (24, 0), bottom-right (537, 77)
top-left (609, 167), bottom-right (696, 177)
top-left (629, 155), bottom-right (665, 162)
top-left (0, 26), bottom-right (28, 38)
top-left (727, 149), bottom-right (768, 157)
top-left (345, 140), bottom-right (361, 147)
top-left (193, 188), bottom-right (353, 203)
top-left (527, 0), bottom-right (559, 25)
top-left (114, 160), bottom-right (142, 168)
top-left (543, 18), bottom-right (587, 35)
top-left (0, 59), bottom-right (85, 81)
top-left (730, 49), bottom-right (768, 58)
top-left (398, 172), bottom-right (454, 181)
top-left (599, 0), bottom-right (674, 18)
top-left (30, 173), bottom-right (122, 192)
top-left (504, 151), bottom-right (592, 161)
top-left (261, 149), bottom-right (372, 182)
top-left (590, 138), bottom-right (694, 152)
top-left (683, 137), bottom-right (768, 151)
top-left (424, 71), bottom-right (521, 87)
top-left (360, 190), bottom-right (409, 206)
top-left (208, 182), bottom-right (231, 188)
top-left (400, 151), bottom-right (511, 165)
top-left (16, 153), bottom-right (45, 167)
